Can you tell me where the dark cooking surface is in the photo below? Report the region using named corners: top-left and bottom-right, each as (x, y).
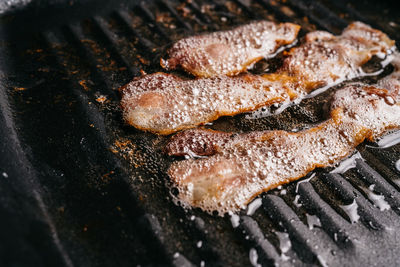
top-left (1, 0), bottom-right (400, 266)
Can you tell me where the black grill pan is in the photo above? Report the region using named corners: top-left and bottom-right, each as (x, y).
top-left (1, 0), bottom-right (400, 266)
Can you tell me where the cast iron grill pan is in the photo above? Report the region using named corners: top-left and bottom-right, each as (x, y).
top-left (1, 0), bottom-right (400, 266)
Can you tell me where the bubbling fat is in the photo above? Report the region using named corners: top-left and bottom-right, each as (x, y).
top-left (120, 73), bottom-right (305, 135)
top-left (162, 21), bottom-right (301, 77)
top-left (165, 128), bottom-right (232, 157)
top-left (167, 54), bottom-right (400, 215)
top-left (120, 22), bottom-right (395, 135)
top-left (278, 21), bottom-right (395, 85)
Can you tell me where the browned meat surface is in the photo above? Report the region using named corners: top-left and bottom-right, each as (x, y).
top-left (165, 128), bottom-right (232, 157)
top-left (120, 73), bottom-right (312, 134)
top-left (278, 21), bottom-right (395, 85)
top-left (120, 22), bottom-right (394, 135)
top-left (161, 21), bottom-right (301, 77)
top-left (167, 54), bottom-right (400, 215)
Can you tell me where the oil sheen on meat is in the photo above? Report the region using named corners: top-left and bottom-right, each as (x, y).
top-left (161, 21), bottom-right (300, 77)
top-left (120, 22), bottom-right (395, 134)
top-left (167, 54), bottom-right (400, 215)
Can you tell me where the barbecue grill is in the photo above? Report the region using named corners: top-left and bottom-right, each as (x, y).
top-left (1, 0), bottom-right (400, 266)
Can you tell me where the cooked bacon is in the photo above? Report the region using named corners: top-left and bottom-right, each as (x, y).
top-left (120, 73), bottom-right (315, 134)
top-left (167, 54), bottom-right (400, 215)
top-left (161, 21), bottom-right (301, 77)
top-left (121, 22), bottom-right (394, 135)
top-left (165, 128), bottom-right (232, 157)
top-left (278, 21), bottom-right (395, 85)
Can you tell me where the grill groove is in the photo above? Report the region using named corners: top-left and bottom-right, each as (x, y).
top-left (320, 174), bottom-right (385, 230)
top-left (297, 182), bottom-right (354, 246)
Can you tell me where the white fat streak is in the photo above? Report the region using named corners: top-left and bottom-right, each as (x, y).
top-left (395, 159), bottom-right (400, 172)
top-left (249, 248), bottom-right (261, 267)
top-left (376, 130), bottom-right (400, 148)
top-left (229, 212), bottom-right (240, 228)
top-left (317, 255), bottom-right (329, 267)
top-left (246, 198), bottom-right (263, 215)
top-left (306, 214), bottom-right (322, 230)
top-left (245, 62), bottom-right (390, 121)
top-left (305, 63), bottom-right (389, 100)
top-left (330, 152), bottom-right (364, 174)
top-left (247, 46), bottom-right (396, 121)
top-left (363, 185), bottom-right (391, 211)
top-left (275, 232), bottom-right (292, 253)
top-left (184, 148), bottom-right (208, 159)
top-left (275, 231), bottom-right (292, 261)
top-left (393, 179), bottom-right (400, 187)
top-left (340, 199), bottom-right (360, 223)
top-left (295, 173), bottom-right (315, 193)
top-left (293, 195), bottom-right (302, 207)
top-left (380, 46), bottom-right (398, 67)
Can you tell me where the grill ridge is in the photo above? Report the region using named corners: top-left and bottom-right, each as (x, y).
top-left (42, 30), bottom-right (177, 265)
top-left (116, 10), bottom-right (157, 52)
top-left (239, 216), bottom-right (282, 264)
top-left (136, 3), bottom-right (172, 41)
top-left (297, 182), bottom-right (354, 246)
top-left (258, 0), bottom-right (296, 24)
top-left (160, 0), bottom-right (194, 32)
top-left (92, 16), bottom-right (140, 77)
top-left (264, 195), bottom-right (335, 264)
top-left (361, 149), bottom-right (400, 187)
top-left (282, 0), bottom-right (338, 33)
top-left (181, 0), bottom-right (215, 28)
top-left (300, 0), bottom-right (348, 29)
top-left (321, 0), bottom-right (400, 40)
top-left (64, 24), bottom-right (118, 98)
top-left (355, 159), bottom-right (400, 212)
top-left (321, 174), bottom-right (386, 230)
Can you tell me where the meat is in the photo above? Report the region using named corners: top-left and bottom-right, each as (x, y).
top-left (165, 128), bottom-right (232, 157)
top-left (120, 73), bottom-right (313, 135)
top-left (278, 21), bottom-right (395, 85)
top-left (167, 54), bottom-right (400, 215)
top-left (161, 21), bottom-right (301, 77)
top-left (120, 22), bottom-right (394, 135)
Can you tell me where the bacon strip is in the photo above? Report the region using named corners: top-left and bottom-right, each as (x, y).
top-left (167, 54), bottom-right (400, 215)
top-left (120, 73), bottom-right (314, 135)
top-left (161, 21), bottom-right (301, 77)
top-left (121, 22), bottom-right (394, 135)
top-left (165, 128), bottom-right (232, 157)
top-left (278, 21), bottom-right (395, 85)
